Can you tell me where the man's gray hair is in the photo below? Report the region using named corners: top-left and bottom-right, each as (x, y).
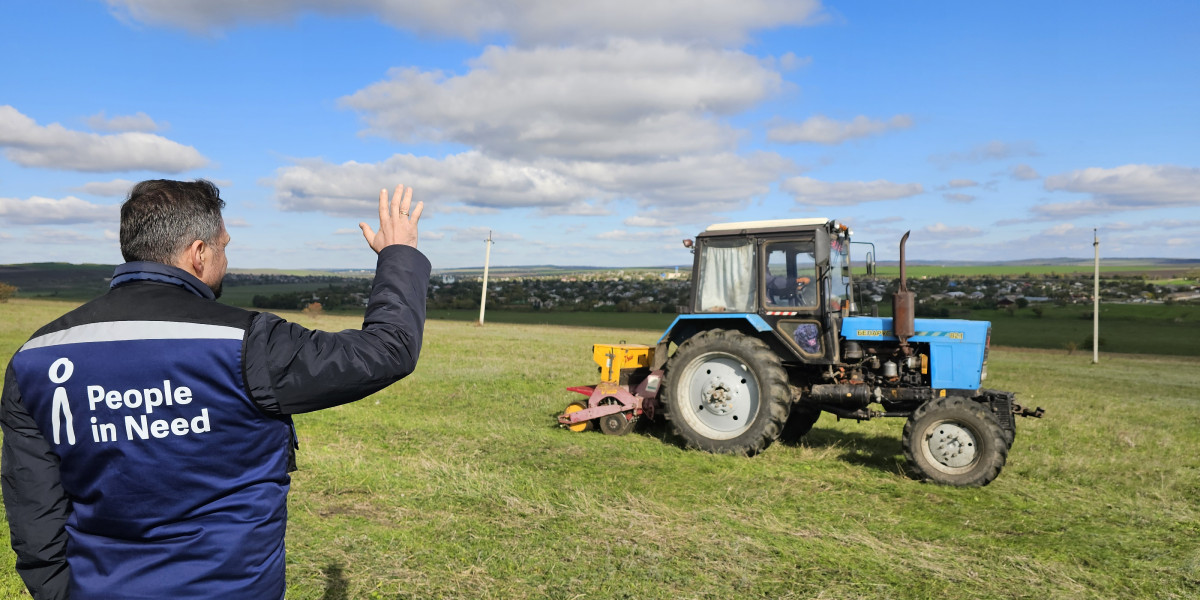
top-left (120, 179), bottom-right (226, 264)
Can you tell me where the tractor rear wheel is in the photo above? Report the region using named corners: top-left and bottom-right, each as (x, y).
top-left (902, 397), bottom-right (1008, 486)
top-left (662, 329), bottom-right (790, 456)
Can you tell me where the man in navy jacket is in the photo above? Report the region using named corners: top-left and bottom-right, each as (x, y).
top-left (1, 179), bottom-right (429, 599)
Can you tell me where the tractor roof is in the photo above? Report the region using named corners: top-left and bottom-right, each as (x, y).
top-left (703, 218), bottom-right (829, 235)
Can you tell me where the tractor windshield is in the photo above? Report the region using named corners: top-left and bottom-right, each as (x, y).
top-left (696, 239), bottom-right (755, 312)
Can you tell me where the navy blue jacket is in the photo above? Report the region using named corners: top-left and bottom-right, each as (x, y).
top-left (2, 244), bottom-right (430, 599)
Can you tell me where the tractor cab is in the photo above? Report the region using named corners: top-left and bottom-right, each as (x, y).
top-left (684, 218), bottom-right (857, 365)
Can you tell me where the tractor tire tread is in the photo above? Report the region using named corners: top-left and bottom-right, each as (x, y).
top-left (902, 396), bottom-right (1008, 487)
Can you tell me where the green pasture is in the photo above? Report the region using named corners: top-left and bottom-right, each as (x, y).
top-left (875, 303), bottom-right (1200, 357)
top-left (1, 298), bottom-right (1198, 599)
top-left (868, 263), bottom-right (1200, 278)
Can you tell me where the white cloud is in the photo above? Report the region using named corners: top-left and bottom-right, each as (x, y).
top-left (0, 105), bottom-right (208, 173)
top-left (342, 40), bottom-right (781, 161)
top-left (536, 201), bottom-right (610, 217)
top-left (28, 227), bottom-right (107, 245)
top-left (1042, 164), bottom-right (1200, 213)
top-left (270, 152), bottom-right (597, 216)
top-left (568, 151), bottom-right (792, 207)
top-left (225, 218), bottom-right (251, 227)
top-left (73, 178), bottom-right (137, 197)
top-left (0, 195), bottom-right (118, 225)
top-left (1043, 223), bottom-right (1078, 236)
top-left (305, 241), bottom-right (360, 252)
top-left (1144, 219), bottom-right (1200, 229)
top-left (333, 228), bottom-right (360, 235)
top-left (432, 204), bottom-right (501, 216)
top-left (625, 215), bottom-right (672, 228)
top-left (85, 110), bottom-right (165, 133)
top-left (930, 140), bottom-right (1039, 167)
top-left (777, 52), bottom-right (813, 70)
top-left (269, 150), bottom-right (790, 219)
top-left (422, 231), bottom-right (446, 241)
top-left (767, 114), bottom-right (913, 145)
top-left (104, 0), bottom-right (824, 45)
top-left (923, 222), bottom-right (981, 238)
top-left (1009, 164), bottom-right (1040, 181)
top-left (945, 179), bottom-right (977, 188)
top-left (445, 227), bottom-right (523, 243)
top-left (781, 177), bottom-right (923, 206)
top-left (596, 229), bottom-right (635, 241)
top-left (942, 193), bottom-right (975, 203)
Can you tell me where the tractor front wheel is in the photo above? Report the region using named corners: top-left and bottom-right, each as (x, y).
top-left (662, 329), bottom-right (790, 456)
top-left (902, 397), bottom-right (1008, 486)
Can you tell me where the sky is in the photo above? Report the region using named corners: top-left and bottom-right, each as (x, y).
top-left (1, 1), bottom-right (1198, 271)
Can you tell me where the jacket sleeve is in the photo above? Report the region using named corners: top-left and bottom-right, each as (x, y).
top-left (1, 362), bottom-right (71, 600)
top-left (244, 244), bottom-right (431, 415)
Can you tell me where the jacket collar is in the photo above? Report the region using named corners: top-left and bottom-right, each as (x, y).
top-left (111, 261), bottom-right (216, 300)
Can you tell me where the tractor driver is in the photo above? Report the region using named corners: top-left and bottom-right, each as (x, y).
top-left (767, 275), bottom-right (815, 307)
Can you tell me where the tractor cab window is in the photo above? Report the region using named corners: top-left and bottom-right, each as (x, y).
top-left (828, 238), bottom-right (852, 312)
top-left (764, 241), bottom-right (818, 308)
top-left (696, 239), bottom-right (755, 312)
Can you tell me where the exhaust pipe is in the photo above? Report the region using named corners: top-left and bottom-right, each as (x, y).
top-left (892, 231), bottom-right (915, 347)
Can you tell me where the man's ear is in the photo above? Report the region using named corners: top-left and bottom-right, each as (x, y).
top-left (178, 239), bottom-right (206, 277)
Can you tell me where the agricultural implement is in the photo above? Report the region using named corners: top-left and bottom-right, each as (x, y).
top-left (558, 219), bottom-right (1044, 487)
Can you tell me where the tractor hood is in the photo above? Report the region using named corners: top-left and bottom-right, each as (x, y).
top-left (843, 316), bottom-right (991, 390)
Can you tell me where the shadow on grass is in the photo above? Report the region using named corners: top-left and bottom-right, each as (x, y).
top-left (788, 427), bottom-right (908, 477)
top-left (548, 410), bottom-right (910, 478)
top-left (321, 562), bottom-right (349, 600)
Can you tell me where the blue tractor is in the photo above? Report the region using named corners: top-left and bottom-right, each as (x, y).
top-left (560, 219), bottom-right (1043, 486)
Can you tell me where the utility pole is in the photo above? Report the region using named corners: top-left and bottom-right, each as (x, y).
top-left (478, 230), bottom-right (493, 326)
top-left (1093, 228), bottom-right (1100, 364)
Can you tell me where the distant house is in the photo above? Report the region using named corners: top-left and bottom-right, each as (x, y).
top-left (1166, 291), bottom-right (1200, 302)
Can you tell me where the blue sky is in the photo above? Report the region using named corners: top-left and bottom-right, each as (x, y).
top-left (2, 1), bottom-right (1198, 270)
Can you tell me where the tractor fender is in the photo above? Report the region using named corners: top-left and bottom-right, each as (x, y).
top-left (658, 313), bottom-right (773, 348)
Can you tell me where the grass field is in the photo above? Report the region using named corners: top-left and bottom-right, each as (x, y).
top-left (871, 263), bottom-right (1200, 278)
top-left (1, 299), bottom-right (1198, 599)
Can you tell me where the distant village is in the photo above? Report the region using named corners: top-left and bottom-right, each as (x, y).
top-left (226, 268), bottom-right (1200, 313)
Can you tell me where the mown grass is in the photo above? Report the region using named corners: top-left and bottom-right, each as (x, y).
top-left (1, 298), bottom-right (1198, 599)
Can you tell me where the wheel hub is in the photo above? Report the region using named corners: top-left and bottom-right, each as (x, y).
top-left (926, 423), bottom-right (977, 468)
top-left (701, 380), bottom-right (736, 415)
top-left (680, 353), bottom-right (760, 438)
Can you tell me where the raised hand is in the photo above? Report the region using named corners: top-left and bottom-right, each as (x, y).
top-left (359, 185), bottom-right (424, 253)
